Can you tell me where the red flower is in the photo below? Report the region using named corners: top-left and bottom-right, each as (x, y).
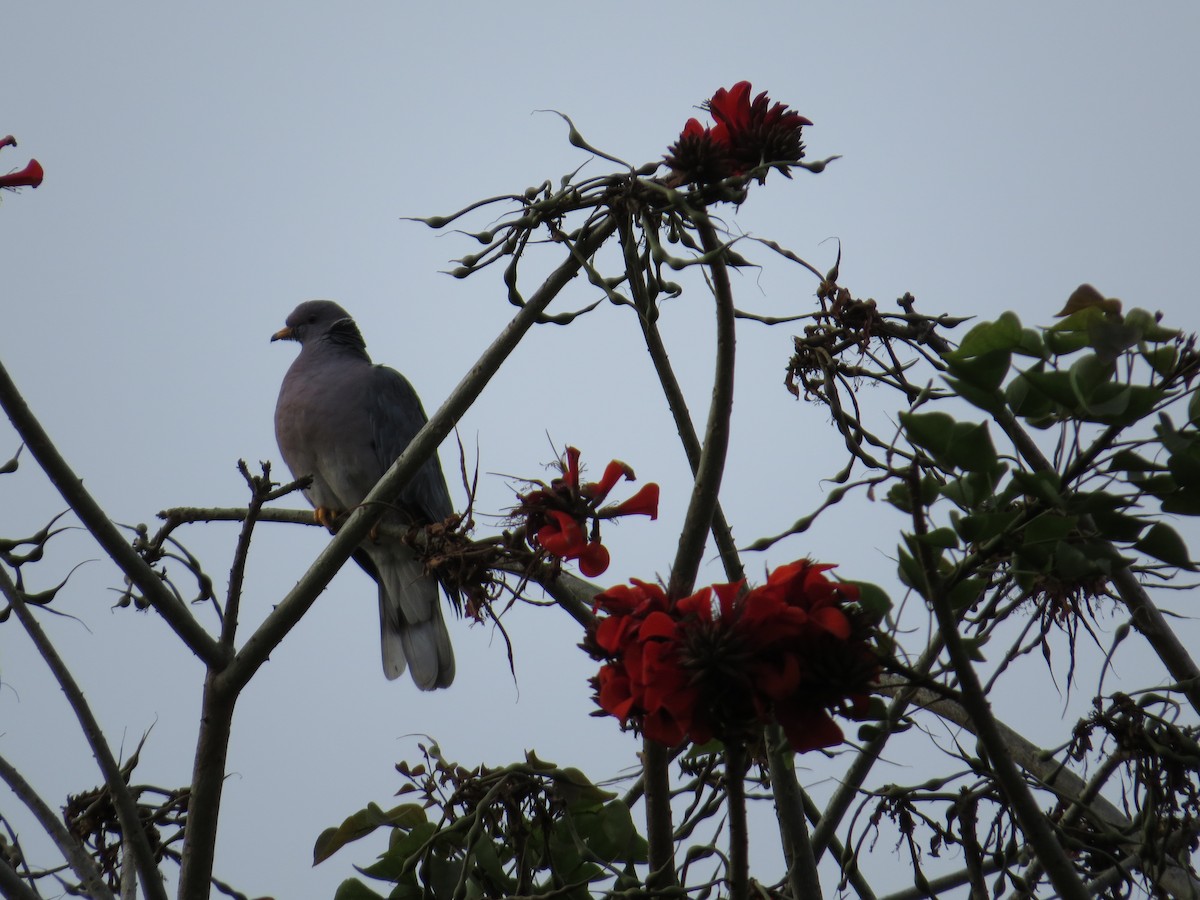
top-left (665, 82), bottom-right (811, 185)
top-left (537, 510), bottom-right (586, 559)
top-left (583, 459), bottom-right (634, 503)
top-left (0, 135), bottom-right (43, 190)
top-left (664, 118), bottom-right (735, 186)
top-left (588, 561), bottom-right (879, 752)
top-left (577, 541), bottom-right (610, 578)
top-left (516, 447), bottom-right (660, 577)
top-left (601, 483), bottom-right (659, 520)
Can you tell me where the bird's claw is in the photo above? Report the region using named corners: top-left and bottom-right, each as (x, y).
top-left (314, 507), bottom-right (339, 530)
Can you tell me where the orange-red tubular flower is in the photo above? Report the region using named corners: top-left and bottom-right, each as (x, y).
top-left (0, 158), bottom-right (43, 190)
top-left (588, 561), bottom-right (878, 752)
top-left (603, 483), bottom-right (659, 520)
top-left (536, 510), bottom-right (587, 560)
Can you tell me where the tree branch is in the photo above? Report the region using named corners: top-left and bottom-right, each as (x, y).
top-left (0, 567), bottom-right (168, 900)
top-left (0, 752), bottom-right (115, 900)
top-left (665, 214), bottom-right (737, 600)
top-left (0, 359), bottom-right (225, 669)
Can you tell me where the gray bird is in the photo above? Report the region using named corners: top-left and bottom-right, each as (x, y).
top-left (272, 300), bottom-right (457, 690)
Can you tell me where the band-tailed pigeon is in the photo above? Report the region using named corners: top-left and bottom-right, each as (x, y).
top-left (272, 300), bottom-right (457, 690)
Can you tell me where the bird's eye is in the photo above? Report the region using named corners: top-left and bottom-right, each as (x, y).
top-left (307, 314), bottom-right (317, 324)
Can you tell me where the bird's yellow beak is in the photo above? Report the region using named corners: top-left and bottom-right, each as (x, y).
top-left (271, 326), bottom-right (294, 342)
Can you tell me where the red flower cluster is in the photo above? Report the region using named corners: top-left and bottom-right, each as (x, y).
top-left (518, 447), bottom-right (659, 578)
top-left (587, 560), bottom-right (878, 751)
top-left (665, 82), bottom-right (811, 185)
top-left (0, 136), bottom-right (43, 191)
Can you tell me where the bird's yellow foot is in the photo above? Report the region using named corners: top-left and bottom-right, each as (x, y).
top-left (314, 507), bottom-right (340, 530)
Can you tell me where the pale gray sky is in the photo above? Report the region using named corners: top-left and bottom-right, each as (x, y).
top-left (2, 3), bottom-right (1198, 896)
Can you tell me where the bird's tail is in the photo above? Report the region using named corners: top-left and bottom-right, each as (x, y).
top-left (372, 546), bottom-right (455, 690)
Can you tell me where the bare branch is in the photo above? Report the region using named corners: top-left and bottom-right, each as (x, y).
top-left (0, 360), bottom-right (225, 668)
top-left (0, 567), bottom-right (167, 900)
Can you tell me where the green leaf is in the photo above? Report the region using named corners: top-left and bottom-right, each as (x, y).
top-left (897, 547), bottom-right (926, 596)
top-left (940, 467), bottom-right (1007, 510)
top-left (899, 409), bottom-right (1001, 472)
top-left (1044, 328), bottom-right (1092, 356)
top-left (1167, 442), bottom-right (1200, 492)
top-left (1022, 512), bottom-right (1078, 546)
top-left (591, 801), bottom-right (646, 863)
top-left (1107, 450), bottom-right (1166, 473)
top-left (1067, 353), bottom-right (1116, 407)
top-left (1134, 522), bottom-right (1195, 569)
top-left (903, 534), bottom-right (943, 575)
top-left (424, 852), bottom-right (465, 900)
top-left (557, 766), bottom-right (616, 807)
top-left (951, 422), bottom-right (1000, 472)
top-left (314, 804), bottom-right (426, 865)
top-left (944, 348), bottom-right (1012, 391)
top-left (1162, 489), bottom-right (1200, 515)
top-left (1050, 304), bottom-right (1108, 334)
top-left (333, 878), bottom-right (388, 900)
top-left (1091, 385), bottom-right (1165, 427)
top-left (948, 577), bottom-right (987, 611)
top-left (470, 835), bottom-right (513, 893)
top-left (1141, 344), bottom-right (1178, 377)
top-left (1061, 489), bottom-right (1130, 516)
top-left (1005, 369), bottom-right (1058, 423)
top-left (900, 411), bottom-right (957, 456)
top-left (1018, 368), bottom-right (1079, 410)
top-left (886, 482), bottom-right (913, 514)
top-left (1086, 315), bottom-right (1142, 364)
top-left (916, 527), bottom-right (960, 550)
top-left (1015, 328), bottom-right (1047, 358)
top-left (1089, 508), bottom-right (1148, 543)
top-left (947, 312), bottom-right (1023, 358)
top-left (961, 634), bottom-right (989, 662)
top-left (944, 375), bottom-right (1005, 416)
top-left (953, 509), bottom-right (1022, 543)
top-left (684, 739), bottom-right (724, 759)
top-left (1125, 307), bottom-right (1181, 343)
top-left (848, 581), bottom-right (894, 622)
top-left (362, 821), bottom-right (437, 879)
top-left (1010, 470), bottom-right (1064, 507)
top-left (1052, 540), bottom-right (1098, 580)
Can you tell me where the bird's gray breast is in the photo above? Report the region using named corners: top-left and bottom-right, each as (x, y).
top-left (275, 354), bottom-right (384, 513)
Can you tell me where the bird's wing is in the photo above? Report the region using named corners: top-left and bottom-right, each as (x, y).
top-left (368, 364), bottom-right (454, 526)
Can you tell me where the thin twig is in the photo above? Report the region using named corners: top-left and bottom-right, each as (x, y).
top-left (0, 567), bottom-right (167, 900)
top-left (0, 359), bottom-right (224, 668)
top-left (0, 752), bottom-right (115, 900)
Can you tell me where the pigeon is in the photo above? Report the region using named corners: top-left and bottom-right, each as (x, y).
top-left (272, 300), bottom-right (457, 690)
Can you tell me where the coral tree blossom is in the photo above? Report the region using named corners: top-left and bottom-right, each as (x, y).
top-left (0, 136), bottom-right (43, 190)
top-left (665, 82), bottom-right (811, 185)
top-left (518, 447), bottom-right (659, 578)
top-left (587, 560), bottom-right (877, 751)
